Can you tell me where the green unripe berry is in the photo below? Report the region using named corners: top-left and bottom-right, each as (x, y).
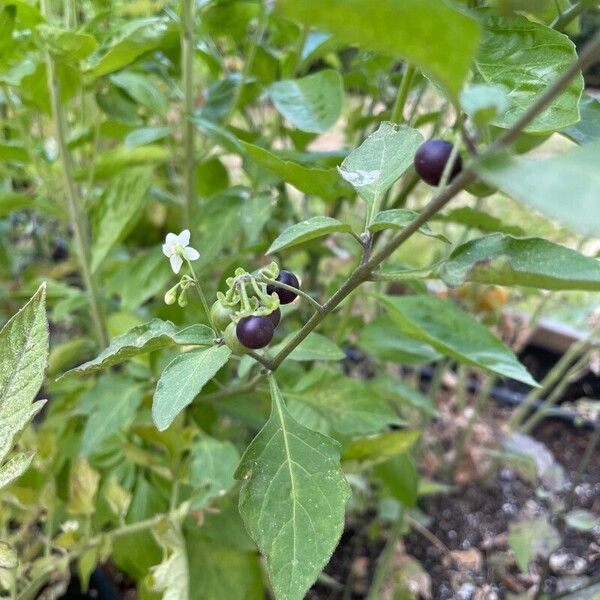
top-left (223, 322), bottom-right (246, 355)
top-left (210, 301), bottom-right (236, 332)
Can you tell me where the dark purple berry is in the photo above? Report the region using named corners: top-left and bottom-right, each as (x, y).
top-left (414, 139), bottom-right (462, 186)
top-left (236, 315), bottom-right (275, 349)
top-left (268, 308), bottom-right (281, 328)
top-left (267, 270), bottom-right (300, 305)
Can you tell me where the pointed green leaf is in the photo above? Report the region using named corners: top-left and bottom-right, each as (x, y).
top-left (36, 24), bottom-right (97, 60)
top-left (508, 517), bottom-right (560, 571)
top-left (289, 370), bottom-right (404, 435)
top-left (236, 376), bottom-right (350, 600)
top-left (342, 429), bottom-right (421, 466)
top-left (378, 295), bottom-right (537, 386)
top-left (369, 208), bottom-right (448, 242)
top-left (153, 345), bottom-right (231, 431)
top-left (267, 216), bottom-right (352, 254)
top-left (67, 319), bottom-right (214, 375)
top-left (475, 143), bottom-right (600, 237)
top-left (564, 509), bottom-right (600, 531)
top-left (190, 437), bottom-right (240, 506)
top-left (339, 123), bottom-right (423, 209)
top-left (439, 234), bottom-right (600, 291)
top-left (91, 167), bottom-right (152, 271)
top-left (358, 317), bottom-right (442, 365)
top-left (80, 374), bottom-right (144, 457)
top-left (243, 142), bottom-right (351, 200)
top-left (269, 69), bottom-right (343, 133)
top-left (474, 14), bottom-right (582, 133)
top-left (86, 17), bottom-right (176, 77)
top-left (0, 284), bottom-right (48, 471)
top-left (277, 0), bottom-right (480, 99)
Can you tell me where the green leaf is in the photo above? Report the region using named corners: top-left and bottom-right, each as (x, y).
top-left (80, 374), bottom-right (144, 457)
top-left (68, 457), bottom-right (100, 515)
top-left (375, 454), bottom-right (419, 508)
top-left (358, 317), bottom-right (442, 365)
top-left (0, 284), bottom-right (48, 483)
top-left (269, 69), bottom-right (343, 133)
top-left (277, 0), bottom-right (480, 99)
top-left (434, 207), bottom-right (526, 237)
top-left (185, 524), bottom-right (263, 600)
top-left (289, 370), bottom-right (404, 435)
top-left (0, 6), bottom-right (15, 55)
top-left (0, 191), bottom-right (61, 218)
top-left (460, 83), bottom-right (508, 128)
top-left (274, 332), bottom-right (345, 362)
top-left (369, 208), bottom-right (448, 242)
top-left (243, 142), bottom-right (351, 200)
top-left (372, 374), bottom-right (437, 417)
top-left (439, 234), bottom-right (600, 291)
top-left (564, 509), bottom-right (600, 531)
top-left (152, 346), bottom-right (231, 431)
top-left (474, 14), bottom-right (583, 133)
top-left (151, 519), bottom-right (189, 600)
top-left (267, 216), bottom-right (352, 254)
top-left (90, 167), bottom-right (151, 271)
top-left (236, 375), bottom-right (350, 600)
top-left (339, 123), bottom-right (423, 210)
top-left (190, 437), bottom-right (240, 506)
top-left (475, 143), bottom-right (600, 237)
top-left (124, 126), bottom-right (172, 148)
top-left (562, 94), bottom-right (600, 145)
top-left (87, 17), bottom-right (176, 77)
top-left (378, 295), bottom-right (537, 386)
top-left (110, 71), bottom-right (167, 116)
top-left (508, 517), bottom-right (560, 571)
top-left (342, 429), bottom-right (421, 466)
top-left (36, 24), bottom-right (97, 60)
top-left (0, 452), bottom-right (34, 490)
top-left (67, 320), bottom-right (214, 375)
top-left (81, 145), bottom-right (169, 180)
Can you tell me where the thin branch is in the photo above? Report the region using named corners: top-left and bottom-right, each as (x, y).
top-left (266, 31), bottom-right (600, 372)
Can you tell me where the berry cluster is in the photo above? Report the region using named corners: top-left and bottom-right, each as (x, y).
top-left (211, 265), bottom-right (300, 353)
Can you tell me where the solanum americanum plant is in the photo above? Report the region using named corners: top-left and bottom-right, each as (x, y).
top-left (2, 1), bottom-right (600, 600)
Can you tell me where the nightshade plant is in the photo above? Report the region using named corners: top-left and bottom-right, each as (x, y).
top-left (1, 1), bottom-right (600, 599)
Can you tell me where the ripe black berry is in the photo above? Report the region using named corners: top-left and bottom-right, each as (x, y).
top-left (268, 307), bottom-right (281, 328)
top-left (52, 239), bottom-right (69, 261)
top-left (414, 139), bottom-right (462, 186)
top-left (236, 315), bottom-right (275, 349)
top-left (267, 270), bottom-right (300, 305)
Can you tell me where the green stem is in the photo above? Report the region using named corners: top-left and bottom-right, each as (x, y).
top-left (40, 0), bottom-right (108, 348)
top-left (367, 507), bottom-right (404, 600)
top-left (181, 0), bottom-right (196, 228)
top-left (510, 329), bottom-right (597, 428)
top-left (520, 348), bottom-right (593, 433)
top-left (186, 259), bottom-right (215, 330)
top-left (552, 0), bottom-right (591, 30)
top-left (260, 30), bottom-right (600, 373)
top-left (391, 63), bottom-right (416, 124)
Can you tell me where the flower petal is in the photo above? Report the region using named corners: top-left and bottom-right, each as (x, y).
top-left (162, 243), bottom-right (173, 257)
top-left (165, 232), bottom-right (178, 246)
top-left (184, 247), bottom-right (200, 261)
top-left (178, 229), bottom-right (191, 247)
top-left (170, 254), bottom-right (183, 274)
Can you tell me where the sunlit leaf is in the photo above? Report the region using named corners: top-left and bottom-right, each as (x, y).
top-left (267, 216), bottom-right (352, 254)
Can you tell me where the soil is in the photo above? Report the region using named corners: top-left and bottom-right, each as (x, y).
top-left (310, 415), bottom-right (600, 600)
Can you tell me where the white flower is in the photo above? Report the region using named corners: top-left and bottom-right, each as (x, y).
top-left (162, 229), bottom-right (200, 274)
